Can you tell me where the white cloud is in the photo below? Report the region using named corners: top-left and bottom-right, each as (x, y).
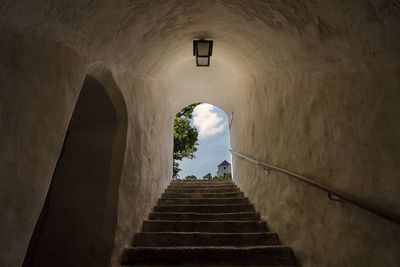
top-left (192, 103), bottom-right (226, 139)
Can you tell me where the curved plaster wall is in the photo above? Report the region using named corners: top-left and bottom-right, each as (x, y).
top-left (24, 72), bottom-right (127, 267)
top-left (0, 1), bottom-right (400, 266)
top-left (0, 28), bottom-right (87, 267)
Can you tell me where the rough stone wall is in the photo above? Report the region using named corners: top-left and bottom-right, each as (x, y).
top-left (229, 2), bottom-right (400, 266)
top-left (0, 28), bottom-right (86, 266)
top-left (29, 74), bottom-right (122, 267)
top-left (0, 29), bottom-right (172, 267)
top-left (0, 1), bottom-right (400, 267)
top-left (110, 71), bottom-right (172, 266)
top-left (231, 48), bottom-right (400, 267)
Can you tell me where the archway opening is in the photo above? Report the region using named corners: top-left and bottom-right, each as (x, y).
top-left (173, 103), bottom-right (232, 180)
top-left (23, 73), bottom-right (127, 267)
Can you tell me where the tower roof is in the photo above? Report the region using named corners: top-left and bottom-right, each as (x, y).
top-left (218, 160), bottom-right (231, 167)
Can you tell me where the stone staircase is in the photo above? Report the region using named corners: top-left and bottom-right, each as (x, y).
top-left (121, 180), bottom-right (296, 266)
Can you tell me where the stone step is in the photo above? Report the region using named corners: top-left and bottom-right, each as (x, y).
top-left (165, 187), bottom-right (239, 193)
top-left (121, 246), bottom-right (296, 266)
top-left (168, 183), bottom-right (237, 189)
top-left (149, 212), bottom-right (260, 221)
top-left (158, 197), bottom-right (249, 205)
top-left (162, 192), bottom-right (244, 199)
top-left (133, 232), bottom-right (279, 247)
top-left (125, 264), bottom-right (295, 267)
top-left (142, 220), bottom-right (268, 233)
top-left (170, 181), bottom-right (234, 186)
top-left (154, 204), bottom-right (254, 213)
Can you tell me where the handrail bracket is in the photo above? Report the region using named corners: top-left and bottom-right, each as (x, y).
top-left (262, 165), bottom-right (271, 173)
top-left (328, 193), bottom-right (342, 203)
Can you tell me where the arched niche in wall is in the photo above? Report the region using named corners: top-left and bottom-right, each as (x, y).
top-left (23, 64), bottom-right (128, 267)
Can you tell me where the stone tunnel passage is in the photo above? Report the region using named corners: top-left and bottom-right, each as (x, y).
top-left (0, 1), bottom-right (400, 267)
top-left (22, 74), bottom-right (127, 267)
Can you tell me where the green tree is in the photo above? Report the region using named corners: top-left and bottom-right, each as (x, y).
top-left (173, 103), bottom-right (201, 178)
top-left (203, 173), bottom-right (212, 180)
top-left (185, 175), bottom-right (197, 180)
top-left (222, 172), bottom-right (232, 180)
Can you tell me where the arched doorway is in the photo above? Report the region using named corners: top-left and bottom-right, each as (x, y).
top-left (173, 103), bottom-right (232, 180)
top-left (23, 69), bottom-right (127, 267)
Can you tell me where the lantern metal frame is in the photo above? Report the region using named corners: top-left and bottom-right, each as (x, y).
top-left (193, 39), bottom-right (213, 67)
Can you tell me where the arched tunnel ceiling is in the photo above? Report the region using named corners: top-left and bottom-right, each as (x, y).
top-left (1, 0), bottom-right (399, 111)
top-left (2, 0), bottom-right (399, 72)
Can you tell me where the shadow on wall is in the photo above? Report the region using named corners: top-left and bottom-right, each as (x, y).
top-left (22, 66), bottom-right (127, 267)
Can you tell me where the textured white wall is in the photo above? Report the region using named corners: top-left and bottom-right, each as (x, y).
top-left (0, 0), bottom-right (399, 266)
top-left (0, 29), bottom-right (87, 266)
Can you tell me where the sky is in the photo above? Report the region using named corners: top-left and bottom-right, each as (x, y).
top-left (178, 103), bottom-right (232, 178)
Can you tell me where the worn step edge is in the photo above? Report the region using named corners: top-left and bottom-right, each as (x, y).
top-left (169, 182), bottom-right (237, 186)
top-left (169, 183), bottom-right (235, 187)
top-left (170, 180), bottom-right (235, 184)
top-left (155, 204), bottom-right (253, 208)
top-left (124, 264), bottom-right (295, 267)
top-left (165, 188), bottom-right (240, 193)
top-left (169, 183), bottom-right (235, 186)
top-left (154, 204), bottom-right (255, 213)
top-left (158, 197), bottom-right (249, 205)
top-left (133, 232), bottom-right (279, 247)
top-left (121, 246), bottom-right (295, 266)
top-left (168, 184), bottom-right (238, 188)
top-left (162, 192), bottom-right (245, 199)
top-left (142, 220), bottom-right (268, 233)
top-left (149, 212), bottom-right (260, 221)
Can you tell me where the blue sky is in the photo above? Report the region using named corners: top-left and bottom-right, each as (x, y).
top-left (178, 103), bottom-right (232, 178)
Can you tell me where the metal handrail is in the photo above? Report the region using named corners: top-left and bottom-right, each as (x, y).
top-left (230, 149), bottom-right (400, 225)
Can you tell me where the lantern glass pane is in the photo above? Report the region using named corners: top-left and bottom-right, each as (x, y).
top-left (197, 57), bottom-right (210, 66)
top-left (197, 42), bottom-right (210, 56)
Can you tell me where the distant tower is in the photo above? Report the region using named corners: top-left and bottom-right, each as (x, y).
top-left (217, 160), bottom-right (231, 177)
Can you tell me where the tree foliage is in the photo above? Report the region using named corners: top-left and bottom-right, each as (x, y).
top-left (209, 173), bottom-right (232, 181)
top-left (185, 175), bottom-right (197, 180)
top-left (173, 103), bottom-right (200, 178)
top-left (203, 173), bottom-right (212, 180)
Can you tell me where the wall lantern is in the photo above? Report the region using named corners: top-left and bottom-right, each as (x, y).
top-left (193, 39), bottom-right (213, 67)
